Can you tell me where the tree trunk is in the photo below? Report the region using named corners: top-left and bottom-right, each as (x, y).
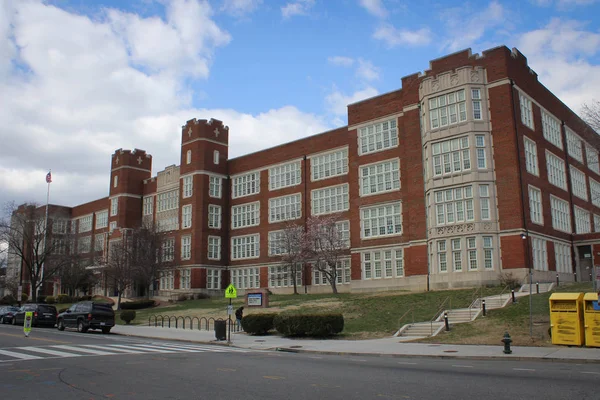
top-left (292, 270), bottom-right (298, 295)
top-left (117, 290), bottom-right (122, 311)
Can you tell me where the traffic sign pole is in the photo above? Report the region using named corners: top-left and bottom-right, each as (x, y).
top-left (224, 284), bottom-right (237, 345)
top-left (228, 298), bottom-right (232, 344)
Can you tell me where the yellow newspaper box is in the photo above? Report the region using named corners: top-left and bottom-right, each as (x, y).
top-left (583, 293), bottom-right (600, 348)
top-left (549, 293), bottom-right (584, 346)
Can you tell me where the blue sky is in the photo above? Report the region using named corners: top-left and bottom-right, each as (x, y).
top-left (0, 0), bottom-right (599, 208)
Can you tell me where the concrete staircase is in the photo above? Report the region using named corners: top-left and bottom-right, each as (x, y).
top-left (519, 282), bottom-right (555, 293)
top-left (395, 322), bottom-right (445, 339)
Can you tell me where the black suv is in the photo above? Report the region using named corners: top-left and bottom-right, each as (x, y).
top-left (12, 304), bottom-right (58, 327)
top-left (57, 301), bottom-right (115, 334)
top-left (0, 306), bottom-right (20, 324)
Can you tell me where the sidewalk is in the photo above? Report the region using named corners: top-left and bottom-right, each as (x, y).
top-left (112, 325), bottom-right (600, 363)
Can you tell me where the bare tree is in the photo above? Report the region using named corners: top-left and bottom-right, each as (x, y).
top-left (104, 238), bottom-right (133, 310)
top-left (273, 222), bottom-right (307, 295)
top-left (57, 255), bottom-right (98, 297)
top-left (581, 100), bottom-right (600, 132)
top-left (304, 215), bottom-right (349, 294)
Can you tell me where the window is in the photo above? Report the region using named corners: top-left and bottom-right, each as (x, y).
top-left (452, 239), bottom-right (462, 272)
top-left (541, 112), bottom-right (562, 149)
top-left (160, 271), bottom-right (174, 290)
top-left (268, 230), bottom-right (286, 256)
top-left (78, 236), bottom-right (91, 254)
top-left (529, 186), bottom-right (543, 225)
top-left (231, 234), bottom-right (259, 260)
top-left (566, 128), bottom-right (583, 162)
top-left (429, 89), bottom-right (467, 130)
top-left (519, 92), bottom-right (534, 130)
top-left (213, 150), bottom-right (219, 165)
top-left (209, 176), bottom-right (222, 198)
top-left (361, 249), bottom-right (404, 279)
top-left (183, 176), bottom-right (193, 198)
top-left (95, 211), bottom-right (108, 229)
top-left (361, 202), bottom-right (402, 239)
top-left (311, 148), bottom-right (348, 181)
top-left (53, 238), bottom-right (66, 255)
top-left (472, 88), bottom-right (482, 120)
top-left (269, 161), bottom-right (301, 190)
top-left (595, 214), bottom-right (600, 232)
top-left (434, 186), bottom-right (474, 225)
top-left (186, 150), bottom-right (191, 164)
top-left (546, 151), bottom-right (567, 190)
top-left (311, 184), bottom-right (349, 215)
top-left (162, 238), bottom-right (175, 262)
top-left (110, 198), bottom-right (118, 216)
top-left (575, 207), bottom-right (591, 234)
top-left (208, 236), bottom-right (221, 260)
top-left (157, 190), bottom-right (179, 212)
top-left (52, 220), bottom-right (67, 234)
top-left (181, 236), bottom-right (191, 260)
top-left (313, 259), bottom-right (352, 285)
top-left (432, 136), bottom-right (470, 176)
top-left (231, 268), bottom-right (260, 289)
top-left (231, 202), bottom-right (260, 229)
top-left (157, 216), bottom-right (178, 232)
top-left (360, 159), bottom-right (400, 196)
top-left (587, 145), bottom-right (599, 175)
top-left (550, 196), bottom-right (571, 233)
top-left (437, 240), bottom-right (447, 273)
top-left (524, 137), bottom-right (539, 176)
top-left (113, 175), bottom-right (118, 188)
top-left (109, 221), bottom-right (117, 233)
top-left (476, 135), bottom-right (486, 169)
top-left (232, 172), bottom-right (260, 198)
top-left (570, 166), bottom-right (588, 201)
top-left (78, 215), bottom-right (93, 233)
top-left (358, 119), bottom-right (398, 155)
top-left (70, 220), bottom-right (77, 234)
top-left (591, 178), bottom-right (600, 208)
top-left (467, 237), bottom-right (477, 270)
top-left (269, 265), bottom-right (302, 288)
top-left (336, 220), bottom-right (350, 248)
top-left (143, 196), bottom-right (153, 216)
top-left (479, 185), bottom-right (490, 220)
top-left (208, 205), bottom-right (221, 229)
top-left (207, 269), bottom-right (221, 290)
top-left (94, 235), bottom-right (104, 252)
top-left (554, 242), bottom-right (572, 273)
top-left (182, 205), bottom-right (192, 229)
top-left (269, 194), bottom-right (302, 223)
top-left (532, 237), bottom-right (548, 271)
top-left (180, 269), bottom-right (191, 289)
top-left (483, 236), bottom-right (493, 270)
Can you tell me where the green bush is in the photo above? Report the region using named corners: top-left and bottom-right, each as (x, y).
top-left (56, 294), bottom-right (72, 304)
top-left (21, 293), bottom-right (29, 303)
top-left (241, 313), bottom-right (277, 335)
top-left (177, 294), bottom-right (188, 302)
top-left (120, 300), bottom-right (155, 310)
top-left (91, 295), bottom-right (115, 306)
top-left (120, 310), bottom-right (136, 325)
top-left (45, 296), bottom-right (56, 304)
top-left (274, 313), bottom-right (344, 337)
top-left (0, 295), bottom-right (16, 305)
top-left (194, 293), bottom-right (211, 300)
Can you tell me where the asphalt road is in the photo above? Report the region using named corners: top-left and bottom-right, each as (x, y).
top-left (1, 323), bottom-right (600, 400)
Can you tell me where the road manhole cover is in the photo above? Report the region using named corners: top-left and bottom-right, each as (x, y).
top-left (443, 350), bottom-right (458, 353)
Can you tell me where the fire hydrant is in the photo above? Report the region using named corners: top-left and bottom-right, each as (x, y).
top-left (502, 332), bottom-right (512, 354)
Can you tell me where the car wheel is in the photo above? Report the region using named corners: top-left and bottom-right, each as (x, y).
top-left (101, 327), bottom-right (111, 334)
top-left (57, 319), bottom-right (65, 331)
top-left (77, 320), bottom-right (88, 333)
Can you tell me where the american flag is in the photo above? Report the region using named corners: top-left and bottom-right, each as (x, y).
top-left (46, 171), bottom-right (52, 183)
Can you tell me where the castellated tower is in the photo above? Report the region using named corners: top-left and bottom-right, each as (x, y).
top-left (179, 118), bottom-right (229, 288)
top-left (109, 148), bottom-right (153, 231)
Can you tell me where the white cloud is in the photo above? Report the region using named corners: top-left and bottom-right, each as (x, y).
top-left (533, 0), bottom-right (599, 5)
top-left (0, 0), bottom-right (330, 208)
top-left (328, 56), bottom-right (355, 67)
top-left (373, 24), bottom-right (432, 47)
top-left (517, 18), bottom-right (600, 114)
top-left (356, 59), bottom-right (380, 81)
top-left (326, 86), bottom-right (379, 116)
top-left (440, 1), bottom-right (505, 51)
top-left (220, 0), bottom-right (262, 17)
top-left (358, 0), bottom-right (388, 18)
top-left (281, 0), bottom-right (315, 18)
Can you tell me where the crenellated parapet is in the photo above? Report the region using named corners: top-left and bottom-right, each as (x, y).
top-left (181, 118), bottom-right (229, 146)
top-left (111, 148), bottom-right (152, 171)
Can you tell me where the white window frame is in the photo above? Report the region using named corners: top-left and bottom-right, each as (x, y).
top-left (182, 205), bottom-right (192, 229)
top-left (360, 202), bottom-right (402, 239)
top-left (590, 177), bottom-right (600, 208)
top-left (94, 234), bottom-right (105, 252)
top-left (476, 135), bottom-right (486, 169)
top-left (183, 176), bottom-right (193, 198)
top-left (524, 137), bottom-right (539, 176)
top-left (269, 161), bottom-right (301, 191)
top-left (186, 150), bottom-right (191, 164)
top-left (570, 166), bottom-right (588, 201)
top-left (208, 205), bottom-right (221, 229)
top-left (109, 221), bottom-right (117, 233)
top-left (451, 238), bottom-right (462, 272)
top-left (574, 206), bottom-right (591, 234)
top-left (554, 242), bottom-right (572, 273)
top-left (311, 184), bottom-right (349, 215)
top-left (78, 236), bottom-right (91, 254)
top-left (358, 119), bottom-right (398, 156)
top-left (437, 240), bottom-right (447, 273)
top-left (565, 128), bottom-right (583, 163)
top-left (78, 215), bottom-right (93, 233)
top-left (110, 198), bottom-right (118, 216)
top-left (157, 190), bottom-right (179, 212)
top-left (361, 248), bottom-right (404, 279)
top-left (231, 201), bottom-right (260, 229)
top-left (483, 236), bottom-right (493, 270)
top-left (209, 176), bottom-right (222, 198)
top-left (113, 175), bottom-right (118, 188)
top-left (180, 268), bottom-right (191, 290)
top-left (550, 196), bottom-right (571, 233)
top-left (434, 186), bottom-right (474, 226)
top-left (528, 185), bottom-right (543, 225)
top-left (143, 196), bottom-right (154, 216)
top-left (359, 158), bottom-right (400, 196)
top-left (162, 238), bottom-right (175, 262)
top-left (467, 237), bottom-right (477, 270)
top-left (269, 193), bottom-right (302, 223)
top-left (207, 269), bottom-right (221, 290)
top-left (231, 234), bottom-right (260, 260)
top-left (519, 92), bottom-right (534, 130)
top-left (532, 237), bottom-right (548, 271)
top-left (231, 267), bottom-right (260, 289)
top-left (213, 150), bottom-right (219, 165)
top-left (594, 214), bottom-right (600, 233)
top-left (313, 259), bottom-right (352, 285)
top-left (95, 210), bottom-right (108, 229)
top-left (208, 236), bottom-right (221, 260)
top-left (586, 144), bottom-right (599, 175)
top-left (541, 111), bottom-right (562, 149)
top-left (232, 171), bottom-right (260, 199)
top-left (269, 265), bottom-right (303, 288)
top-left (181, 235), bottom-right (191, 260)
top-left (479, 185), bottom-right (490, 220)
top-left (428, 89), bottom-right (467, 130)
top-left (432, 136), bottom-right (470, 177)
top-left (546, 151), bottom-right (567, 190)
top-left (472, 88), bottom-right (482, 120)
top-left (311, 148), bottom-right (349, 181)
top-left (52, 219), bottom-right (67, 234)
top-left (268, 230), bottom-right (286, 256)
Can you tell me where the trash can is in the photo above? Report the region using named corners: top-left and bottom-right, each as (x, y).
top-left (583, 293), bottom-right (600, 348)
top-left (214, 319), bottom-right (227, 341)
top-left (549, 292), bottom-right (584, 346)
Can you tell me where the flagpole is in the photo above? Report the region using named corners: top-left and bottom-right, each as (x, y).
top-left (40, 170), bottom-right (51, 298)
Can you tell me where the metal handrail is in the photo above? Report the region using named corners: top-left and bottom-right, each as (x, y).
top-left (430, 296), bottom-right (450, 335)
top-left (397, 308), bottom-right (414, 332)
top-left (497, 285), bottom-right (510, 304)
top-left (469, 286), bottom-right (483, 320)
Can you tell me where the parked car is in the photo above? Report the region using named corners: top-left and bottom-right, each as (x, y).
top-left (57, 301), bottom-right (115, 334)
top-left (12, 304), bottom-right (58, 327)
top-left (0, 306), bottom-right (20, 324)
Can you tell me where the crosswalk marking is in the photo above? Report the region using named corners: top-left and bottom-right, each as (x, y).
top-left (52, 345), bottom-right (116, 356)
top-left (0, 349), bottom-right (43, 360)
top-left (17, 347), bottom-right (82, 358)
top-left (106, 344), bottom-right (177, 353)
top-left (82, 345), bottom-right (146, 354)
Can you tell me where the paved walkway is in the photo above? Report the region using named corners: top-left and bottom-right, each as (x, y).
top-left (112, 325), bottom-right (600, 363)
